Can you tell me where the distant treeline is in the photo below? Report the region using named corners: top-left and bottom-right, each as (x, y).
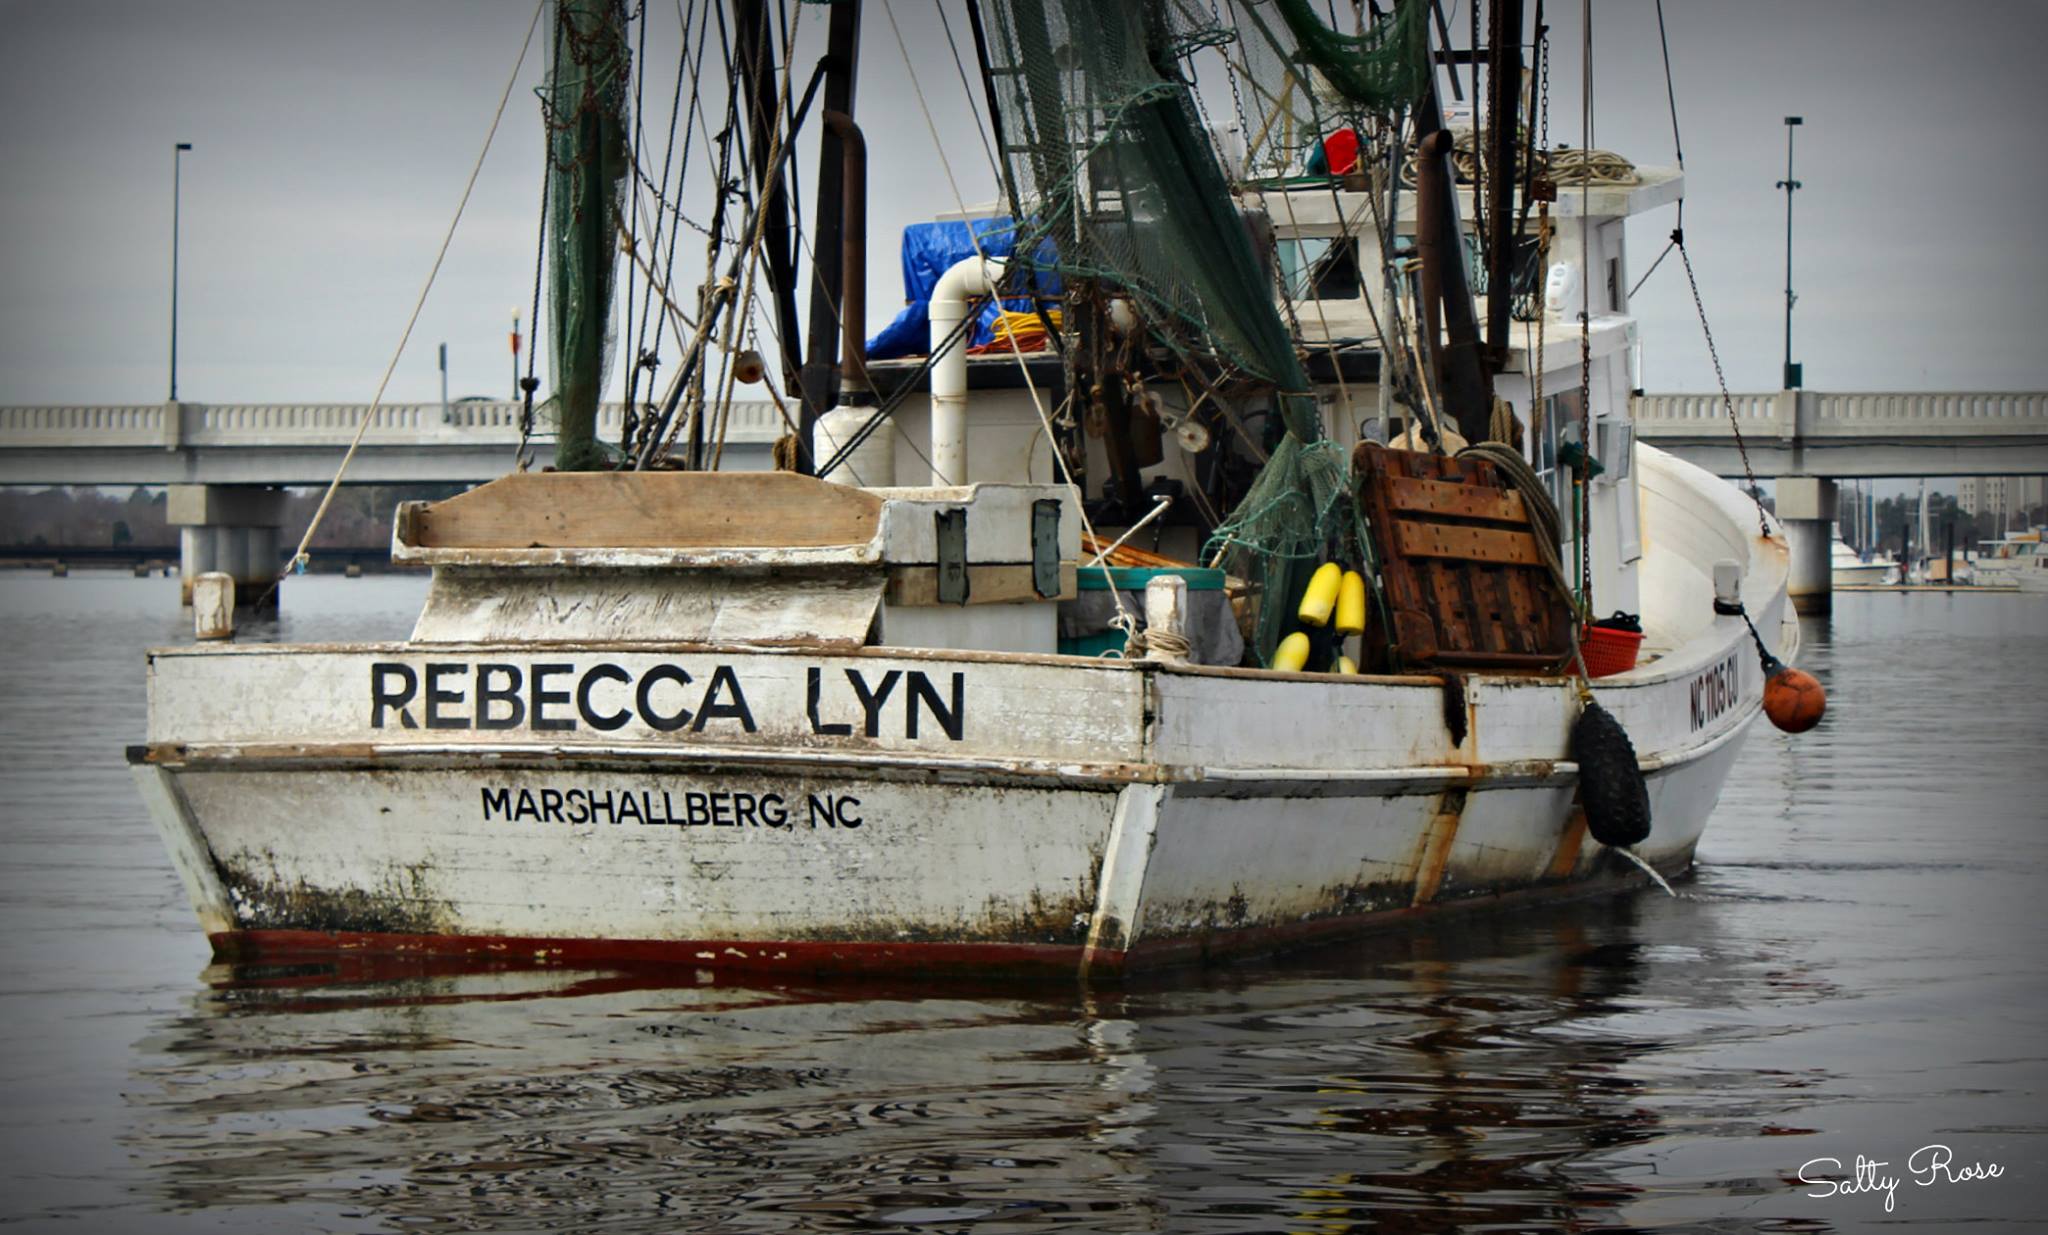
top-left (1843, 492), bottom-right (2046, 557)
top-left (0, 485), bottom-right (467, 552)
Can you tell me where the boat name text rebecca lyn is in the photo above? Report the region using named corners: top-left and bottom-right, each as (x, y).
top-left (368, 661), bottom-right (966, 740)
top-left (480, 785), bottom-right (863, 829)
top-left (1688, 652), bottom-right (1742, 731)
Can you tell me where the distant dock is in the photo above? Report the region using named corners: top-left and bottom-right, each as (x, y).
top-left (1836, 583), bottom-right (2029, 595)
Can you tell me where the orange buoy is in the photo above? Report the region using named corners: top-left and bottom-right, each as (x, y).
top-left (1763, 665), bottom-right (1827, 733)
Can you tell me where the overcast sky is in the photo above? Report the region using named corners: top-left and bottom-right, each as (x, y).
top-left (1, 0), bottom-right (2045, 409)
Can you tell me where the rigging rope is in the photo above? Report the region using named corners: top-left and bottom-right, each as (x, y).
top-left (516, 37), bottom-right (554, 474)
top-left (705, 1), bottom-right (803, 471)
top-left (1647, 0), bottom-right (1768, 536)
top-left (1676, 239), bottom-right (1769, 536)
top-left (1398, 133), bottom-right (1636, 188)
top-left (1626, 0), bottom-right (1683, 302)
top-left (621, 0), bottom-right (648, 422)
top-left (624, 0), bottom-right (691, 446)
top-left (1575, 0), bottom-right (1593, 615)
top-left (286, 0), bottom-right (546, 585)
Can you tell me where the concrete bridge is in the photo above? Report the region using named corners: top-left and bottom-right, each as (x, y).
top-left (7, 391), bottom-right (2040, 487)
top-left (1629, 390), bottom-right (2048, 478)
top-left (0, 399), bottom-right (781, 601)
top-left (1631, 390), bottom-right (2048, 612)
top-left (0, 399), bottom-right (781, 486)
top-left (6, 391), bottom-right (2044, 612)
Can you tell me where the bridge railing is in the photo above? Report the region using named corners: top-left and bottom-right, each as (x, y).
top-left (1804, 391), bottom-right (2048, 436)
top-left (1633, 390), bottom-right (2048, 440)
top-left (0, 404), bottom-right (169, 446)
top-left (1630, 391), bottom-right (1791, 438)
top-left (0, 400), bottom-right (787, 450)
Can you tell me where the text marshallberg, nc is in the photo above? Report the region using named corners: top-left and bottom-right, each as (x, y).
top-left (479, 784), bottom-right (864, 830)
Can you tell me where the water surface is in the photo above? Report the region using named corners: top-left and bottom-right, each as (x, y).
top-left (0, 574), bottom-right (2041, 1231)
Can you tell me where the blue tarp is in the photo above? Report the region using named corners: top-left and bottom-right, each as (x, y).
top-left (865, 217), bottom-right (1061, 361)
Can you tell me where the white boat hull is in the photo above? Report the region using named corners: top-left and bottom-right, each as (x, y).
top-left (131, 635), bottom-right (1777, 976)
top-left (131, 447), bottom-right (1795, 977)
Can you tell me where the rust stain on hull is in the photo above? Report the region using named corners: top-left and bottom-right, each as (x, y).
top-left (1547, 806), bottom-right (1589, 880)
top-left (1410, 786), bottom-right (1469, 906)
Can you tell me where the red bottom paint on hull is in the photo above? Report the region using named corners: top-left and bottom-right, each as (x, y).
top-left (211, 929), bottom-right (1095, 978)
top-left (208, 865), bottom-right (1683, 980)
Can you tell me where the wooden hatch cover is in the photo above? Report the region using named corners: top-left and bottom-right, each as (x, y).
top-left (1352, 442), bottom-right (1573, 671)
top-left (405, 470), bottom-right (883, 550)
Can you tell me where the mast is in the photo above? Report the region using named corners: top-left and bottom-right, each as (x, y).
top-left (1482, 0), bottom-right (1524, 370)
top-left (547, 0), bottom-right (631, 472)
top-left (795, 0), bottom-right (863, 470)
top-left (1918, 478), bottom-right (1930, 575)
top-left (1414, 60), bottom-right (1493, 443)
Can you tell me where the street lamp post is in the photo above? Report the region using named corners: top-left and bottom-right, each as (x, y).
top-left (170, 141), bottom-right (193, 401)
top-left (1776, 117), bottom-right (1802, 390)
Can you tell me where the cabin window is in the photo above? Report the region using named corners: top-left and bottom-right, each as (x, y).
top-left (1277, 237), bottom-right (1364, 302)
top-left (1383, 231), bottom-right (1545, 317)
top-left (1473, 234), bottom-right (1547, 314)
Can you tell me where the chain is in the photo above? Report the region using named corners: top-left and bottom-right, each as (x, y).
top-left (1575, 0), bottom-right (1594, 619)
top-left (1577, 295), bottom-right (1592, 613)
top-left (1204, 0), bottom-right (1255, 173)
top-left (1531, 23), bottom-right (1549, 479)
top-left (1675, 239), bottom-right (1769, 535)
top-left (1473, 13), bottom-right (1490, 273)
top-left (1532, 205), bottom-right (1550, 418)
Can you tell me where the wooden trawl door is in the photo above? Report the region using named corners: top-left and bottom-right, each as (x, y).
top-left (1352, 444), bottom-right (1573, 671)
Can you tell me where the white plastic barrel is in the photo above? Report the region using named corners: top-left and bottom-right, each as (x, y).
top-left (193, 571), bottom-right (235, 641)
top-left (813, 406), bottom-right (897, 488)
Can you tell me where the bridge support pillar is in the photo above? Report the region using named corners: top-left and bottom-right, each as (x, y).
top-left (167, 485), bottom-right (286, 608)
top-left (1777, 476), bottom-right (1837, 615)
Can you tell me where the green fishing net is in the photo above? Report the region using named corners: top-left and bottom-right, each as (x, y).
top-left (1202, 434), bottom-right (1355, 664)
top-left (1264, 0), bottom-right (1428, 112)
top-left (979, 0), bottom-right (1423, 663)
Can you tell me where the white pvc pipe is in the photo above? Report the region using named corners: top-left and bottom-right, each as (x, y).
top-left (928, 254), bottom-right (1007, 486)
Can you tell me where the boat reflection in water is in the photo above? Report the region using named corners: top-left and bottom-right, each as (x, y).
top-left (123, 891), bottom-right (1836, 1234)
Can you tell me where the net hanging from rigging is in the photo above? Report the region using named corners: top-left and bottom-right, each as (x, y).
top-left (976, 0), bottom-right (1427, 663)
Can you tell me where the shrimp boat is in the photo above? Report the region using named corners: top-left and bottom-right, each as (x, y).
top-left (132, 1), bottom-right (1797, 977)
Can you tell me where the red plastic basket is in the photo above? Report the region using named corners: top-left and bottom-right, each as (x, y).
top-left (1580, 624), bottom-right (1644, 678)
